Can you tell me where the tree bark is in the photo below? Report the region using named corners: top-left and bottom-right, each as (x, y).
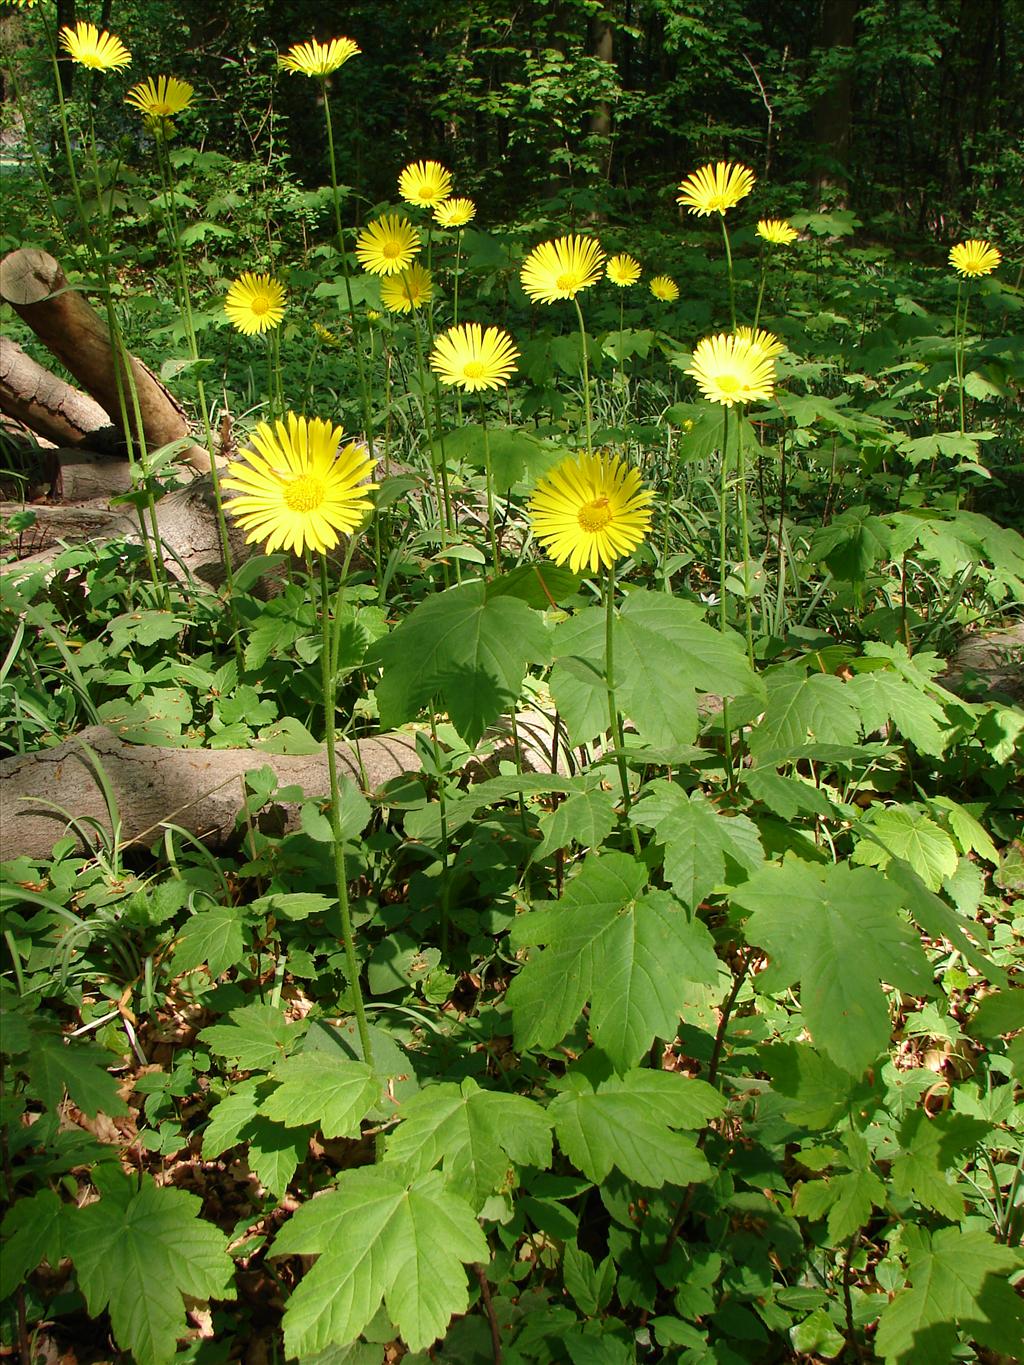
top-left (811, 0), bottom-right (858, 207)
top-left (0, 249), bottom-right (210, 471)
top-left (588, 12), bottom-right (615, 183)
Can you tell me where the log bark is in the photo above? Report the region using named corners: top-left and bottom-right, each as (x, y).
top-left (0, 249), bottom-right (210, 471)
top-left (2, 476), bottom-right (249, 585)
top-left (0, 336), bottom-right (118, 451)
top-left (0, 725), bottom-right (423, 859)
top-left (0, 709), bottom-right (570, 859)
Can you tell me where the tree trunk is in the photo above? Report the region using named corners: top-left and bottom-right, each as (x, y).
top-left (0, 249), bottom-right (210, 472)
top-left (811, 0), bottom-right (858, 207)
top-left (588, 13), bottom-right (615, 184)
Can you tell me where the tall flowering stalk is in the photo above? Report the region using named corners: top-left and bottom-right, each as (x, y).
top-left (50, 21), bottom-right (168, 597)
top-left (948, 239), bottom-right (1001, 437)
top-left (529, 451), bottom-right (652, 835)
top-left (677, 161), bottom-right (755, 331)
top-left (223, 413), bottom-right (377, 1067)
top-left (129, 77), bottom-right (243, 653)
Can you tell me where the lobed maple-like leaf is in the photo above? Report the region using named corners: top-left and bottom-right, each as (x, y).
top-left (273, 1168), bottom-right (488, 1356)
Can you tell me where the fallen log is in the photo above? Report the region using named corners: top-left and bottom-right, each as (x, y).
top-left (2, 476), bottom-right (249, 585)
top-left (0, 336), bottom-right (119, 450)
top-left (0, 249), bottom-right (211, 472)
top-left (0, 724), bottom-right (423, 859)
top-left (0, 710), bottom-right (568, 860)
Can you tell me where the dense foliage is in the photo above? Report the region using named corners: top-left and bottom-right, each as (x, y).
top-left (1, 3), bottom-right (1022, 1364)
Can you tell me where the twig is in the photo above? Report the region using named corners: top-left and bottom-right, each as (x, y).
top-left (474, 1262), bottom-right (502, 1364)
top-left (742, 52), bottom-right (774, 177)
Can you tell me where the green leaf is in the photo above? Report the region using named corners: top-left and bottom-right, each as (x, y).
top-left (489, 562), bottom-right (583, 609)
top-left (261, 1054), bottom-right (377, 1138)
top-left (735, 861), bottom-right (933, 1074)
top-left (382, 1077), bottom-right (552, 1205)
top-left (875, 1227), bottom-right (1024, 1363)
top-left (0, 1188), bottom-right (64, 1299)
top-left (27, 1030), bottom-right (128, 1117)
top-left (848, 665), bottom-right (949, 756)
top-left (884, 859), bottom-right (1005, 987)
top-left (563, 1242), bottom-right (617, 1316)
top-left (174, 905), bottom-right (245, 978)
top-left (538, 787), bottom-right (619, 856)
top-left (630, 781), bottom-right (763, 908)
top-left (809, 505), bottom-right (892, 585)
top-left (551, 590), bottom-right (756, 748)
top-left (889, 1110), bottom-right (989, 1220)
top-left (853, 805), bottom-right (958, 891)
top-left (65, 1173), bottom-right (235, 1365)
top-left (748, 666), bottom-right (861, 762)
top-left (274, 1168), bottom-right (488, 1356)
top-left (201, 1082), bottom-right (265, 1158)
top-left (508, 852), bottom-right (720, 1070)
top-left (549, 1068), bottom-right (723, 1187)
top-left (368, 582), bottom-right (550, 746)
top-left (199, 1003), bottom-right (303, 1070)
top-left (246, 1117), bottom-right (312, 1196)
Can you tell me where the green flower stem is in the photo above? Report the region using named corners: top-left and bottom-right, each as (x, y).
top-left (152, 134), bottom-right (242, 660)
top-left (604, 566), bottom-right (642, 855)
top-left (430, 709), bottom-right (452, 957)
top-left (452, 230), bottom-right (464, 327)
top-left (83, 104), bottom-right (167, 598)
top-left (753, 251), bottom-right (768, 331)
top-left (321, 84), bottom-right (374, 462)
top-left (265, 333), bottom-right (276, 422)
top-left (719, 215), bottom-right (737, 332)
top-left (718, 406), bottom-right (736, 788)
top-left (478, 395), bottom-right (500, 570)
top-left (735, 424), bottom-right (755, 668)
top-left (572, 296), bottom-right (594, 458)
top-left (661, 421), bottom-right (677, 593)
top-left (319, 553), bottom-right (373, 1069)
top-left (409, 308), bottom-right (455, 584)
top-left (618, 293), bottom-right (626, 394)
top-left (954, 278), bottom-right (969, 436)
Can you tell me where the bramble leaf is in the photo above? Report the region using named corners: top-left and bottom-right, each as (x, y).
top-left (273, 1168), bottom-right (488, 1356)
top-left (0, 1188), bottom-right (64, 1299)
top-left (27, 1030), bottom-right (128, 1118)
top-left (508, 852), bottom-right (719, 1070)
top-left (174, 905), bottom-right (245, 978)
top-left (64, 1173), bottom-right (235, 1365)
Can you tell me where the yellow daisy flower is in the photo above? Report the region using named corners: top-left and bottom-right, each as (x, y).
top-left (355, 215), bottom-right (421, 276)
top-left (948, 239), bottom-right (1001, 278)
top-left (529, 451), bottom-right (653, 574)
top-left (313, 323), bottom-right (341, 347)
top-left (434, 197), bottom-right (476, 228)
top-left (224, 273), bottom-right (286, 336)
top-left (756, 218), bottom-right (798, 246)
top-left (278, 36), bottom-right (361, 78)
top-left (125, 76), bottom-right (194, 120)
top-left (734, 325), bottom-right (785, 359)
top-left (223, 414), bottom-right (377, 556)
top-left (520, 235), bottom-right (606, 305)
top-left (676, 161), bottom-right (756, 216)
top-left (430, 323), bottom-right (519, 392)
top-left (685, 333), bottom-right (776, 408)
top-left (59, 22), bottom-right (131, 72)
top-left (398, 160), bottom-right (453, 209)
top-left (606, 254), bottom-right (641, 287)
top-left (649, 275), bottom-right (679, 302)
top-left (379, 263), bottom-right (433, 313)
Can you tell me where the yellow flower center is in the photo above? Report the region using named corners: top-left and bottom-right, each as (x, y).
top-left (382, 241), bottom-right (401, 259)
top-left (716, 373), bottom-right (741, 396)
top-left (556, 272), bottom-right (581, 293)
top-left (284, 474), bottom-right (325, 513)
top-left (418, 187), bottom-right (432, 200)
top-left (578, 496), bottom-right (612, 534)
top-left (250, 295), bottom-right (271, 316)
top-left (462, 361), bottom-right (485, 380)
